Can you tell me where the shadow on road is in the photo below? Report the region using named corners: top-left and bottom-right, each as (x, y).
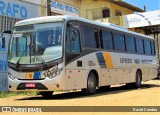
top-left (16, 82), bottom-right (160, 101)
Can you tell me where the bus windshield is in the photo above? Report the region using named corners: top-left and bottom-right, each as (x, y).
top-left (8, 22), bottom-right (63, 65)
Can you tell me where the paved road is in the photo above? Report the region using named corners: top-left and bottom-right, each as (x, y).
top-left (0, 79), bottom-right (159, 113)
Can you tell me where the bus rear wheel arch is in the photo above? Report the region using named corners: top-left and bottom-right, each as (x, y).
top-left (82, 70), bottom-right (98, 95)
top-left (126, 69), bottom-right (142, 88)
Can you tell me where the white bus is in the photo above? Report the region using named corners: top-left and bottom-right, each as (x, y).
top-left (0, 31), bottom-right (11, 92)
top-left (8, 15), bottom-right (157, 97)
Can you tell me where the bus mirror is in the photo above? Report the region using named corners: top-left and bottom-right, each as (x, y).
top-left (71, 31), bottom-right (76, 41)
top-left (2, 37), bottom-right (5, 48)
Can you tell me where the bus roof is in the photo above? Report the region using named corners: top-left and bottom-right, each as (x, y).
top-left (15, 15), bottom-right (154, 40)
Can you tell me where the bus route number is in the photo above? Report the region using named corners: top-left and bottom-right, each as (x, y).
top-left (88, 61), bottom-right (95, 66)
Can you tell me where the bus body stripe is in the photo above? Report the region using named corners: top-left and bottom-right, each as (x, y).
top-left (96, 52), bottom-right (107, 68)
top-left (26, 72), bottom-right (34, 79)
top-left (33, 72), bottom-right (41, 79)
top-left (102, 52), bottom-right (113, 68)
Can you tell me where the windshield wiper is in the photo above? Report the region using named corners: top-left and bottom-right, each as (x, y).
top-left (16, 51), bottom-right (25, 67)
top-left (36, 55), bottom-right (47, 67)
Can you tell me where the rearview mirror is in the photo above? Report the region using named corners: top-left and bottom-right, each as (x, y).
top-left (2, 37), bottom-right (5, 48)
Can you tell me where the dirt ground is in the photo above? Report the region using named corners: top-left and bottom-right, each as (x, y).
top-left (0, 79), bottom-right (159, 114)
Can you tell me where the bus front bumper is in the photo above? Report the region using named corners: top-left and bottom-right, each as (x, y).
top-left (8, 77), bottom-right (64, 91)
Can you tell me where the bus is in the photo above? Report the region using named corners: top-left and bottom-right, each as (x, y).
top-left (8, 15), bottom-right (157, 97)
top-left (0, 31), bottom-right (11, 91)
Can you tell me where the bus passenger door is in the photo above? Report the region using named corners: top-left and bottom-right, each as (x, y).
top-left (65, 26), bottom-right (83, 90)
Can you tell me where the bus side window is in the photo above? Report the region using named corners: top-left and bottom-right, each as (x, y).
top-left (113, 32), bottom-right (125, 51)
top-left (2, 37), bottom-right (5, 48)
top-left (82, 26), bottom-right (99, 48)
top-left (144, 40), bottom-right (151, 55)
top-left (66, 29), bottom-right (81, 53)
top-left (151, 41), bottom-right (156, 55)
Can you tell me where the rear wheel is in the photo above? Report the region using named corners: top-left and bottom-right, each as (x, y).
top-left (126, 70), bottom-right (142, 88)
top-left (82, 72), bottom-right (97, 95)
top-left (135, 71), bottom-right (142, 88)
top-left (39, 91), bottom-right (53, 98)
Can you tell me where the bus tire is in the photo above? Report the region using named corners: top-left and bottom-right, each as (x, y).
top-left (39, 91), bottom-right (53, 98)
top-left (82, 71), bottom-right (97, 95)
top-left (134, 70), bottom-right (142, 88)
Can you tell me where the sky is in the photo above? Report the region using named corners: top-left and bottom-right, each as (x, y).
top-left (124, 0), bottom-right (160, 11)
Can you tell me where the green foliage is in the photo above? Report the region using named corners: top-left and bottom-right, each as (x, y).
top-left (0, 91), bottom-right (37, 98)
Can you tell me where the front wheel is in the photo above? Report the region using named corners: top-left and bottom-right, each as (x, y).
top-left (39, 91), bottom-right (53, 98)
top-left (82, 72), bottom-right (97, 95)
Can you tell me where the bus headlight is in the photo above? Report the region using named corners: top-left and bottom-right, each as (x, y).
top-left (45, 68), bottom-right (63, 79)
top-left (8, 73), bottom-right (16, 80)
top-left (48, 70), bottom-right (60, 79)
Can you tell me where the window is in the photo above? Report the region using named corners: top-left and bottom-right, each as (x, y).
top-left (115, 10), bottom-right (121, 16)
top-left (18, 36), bottom-right (27, 56)
top-left (66, 28), bottom-right (81, 53)
top-left (82, 26), bottom-right (99, 48)
top-left (144, 40), bottom-right (151, 55)
top-left (102, 8), bottom-right (110, 18)
top-left (135, 38), bottom-right (144, 54)
top-left (101, 30), bottom-right (113, 50)
top-left (125, 36), bottom-right (136, 53)
top-left (151, 42), bottom-right (156, 55)
top-left (113, 33), bottom-right (125, 51)
top-left (11, 37), bottom-right (17, 58)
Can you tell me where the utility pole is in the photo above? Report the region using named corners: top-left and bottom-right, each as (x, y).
top-left (47, 0), bottom-right (51, 16)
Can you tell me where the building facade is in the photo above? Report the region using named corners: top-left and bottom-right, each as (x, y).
top-left (0, 0), bottom-right (144, 33)
top-left (0, 0), bottom-right (43, 33)
top-left (49, 0), bottom-right (144, 26)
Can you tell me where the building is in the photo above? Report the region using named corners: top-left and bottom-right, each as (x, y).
top-left (0, 0), bottom-right (45, 34)
top-left (47, 0), bottom-right (144, 26)
top-left (0, 0), bottom-right (144, 33)
top-left (123, 10), bottom-right (160, 64)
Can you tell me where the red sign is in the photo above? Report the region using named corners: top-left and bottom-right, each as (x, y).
top-left (26, 83), bottom-right (35, 88)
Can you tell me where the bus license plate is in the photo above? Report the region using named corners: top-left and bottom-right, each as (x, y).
top-left (26, 83), bottom-right (35, 88)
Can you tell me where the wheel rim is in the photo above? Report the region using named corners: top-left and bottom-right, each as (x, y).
top-left (88, 76), bottom-right (95, 90)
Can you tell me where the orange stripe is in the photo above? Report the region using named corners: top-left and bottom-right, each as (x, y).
top-left (26, 72), bottom-right (34, 79)
top-left (102, 52), bottom-right (113, 68)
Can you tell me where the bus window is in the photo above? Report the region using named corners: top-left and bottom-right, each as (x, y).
top-left (82, 26), bottom-right (99, 48)
top-left (125, 36), bottom-right (136, 53)
top-left (66, 29), bottom-right (81, 53)
top-left (144, 40), bottom-right (151, 55)
top-left (101, 30), bottom-right (113, 50)
top-left (151, 42), bottom-right (156, 55)
top-left (18, 36), bottom-right (27, 56)
top-left (113, 32), bottom-right (125, 51)
top-left (135, 38), bottom-right (144, 54)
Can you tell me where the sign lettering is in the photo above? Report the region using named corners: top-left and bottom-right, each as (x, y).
top-left (0, 0), bottom-right (39, 19)
top-left (51, 0), bottom-right (79, 16)
top-left (0, 0), bottom-right (27, 19)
